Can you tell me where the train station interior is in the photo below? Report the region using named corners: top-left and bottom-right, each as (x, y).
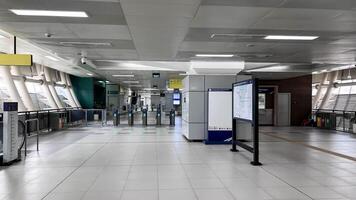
top-left (1, 0), bottom-right (356, 199)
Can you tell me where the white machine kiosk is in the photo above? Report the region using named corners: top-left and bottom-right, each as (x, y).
top-left (1, 102), bottom-right (19, 165)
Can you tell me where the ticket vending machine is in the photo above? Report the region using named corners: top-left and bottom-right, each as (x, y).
top-left (1, 102), bottom-right (20, 165)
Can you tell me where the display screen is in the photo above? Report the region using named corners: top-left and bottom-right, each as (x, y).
top-left (173, 93), bottom-right (180, 99)
top-left (173, 100), bottom-right (180, 105)
top-left (233, 80), bottom-right (253, 120)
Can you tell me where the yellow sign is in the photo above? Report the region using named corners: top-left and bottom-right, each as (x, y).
top-left (0, 54), bottom-right (33, 66)
top-left (169, 79), bottom-right (182, 89)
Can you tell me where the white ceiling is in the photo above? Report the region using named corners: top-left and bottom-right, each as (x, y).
top-left (2, 0), bottom-right (356, 87)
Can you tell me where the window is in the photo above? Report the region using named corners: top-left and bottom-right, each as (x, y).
top-left (55, 86), bottom-right (71, 107)
top-left (0, 76), bottom-right (11, 112)
top-left (25, 82), bottom-right (51, 110)
top-left (258, 93), bottom-right (266, 109)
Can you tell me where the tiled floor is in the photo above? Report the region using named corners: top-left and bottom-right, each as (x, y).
top-left (1, 122), bottom-right (356, 200)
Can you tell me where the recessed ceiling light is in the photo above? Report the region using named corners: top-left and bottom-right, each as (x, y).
top-left (112, 74), bottom-right (135, 78)
top-left (312, 72), bottom-right (319, 74)
top-left (87, 73), bottom-right (93, 76)
top-left (46, 55), bottom-right (59, 61)
top-left (9, 9), bottom-right (88, 17)
top-left (264, 35), bottom-right (319, 40)
top-left (195, 54), bottom-right (234, 58)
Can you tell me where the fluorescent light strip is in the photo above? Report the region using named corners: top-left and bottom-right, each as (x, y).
top-left (9, 9), bottom-right (88, 17)
top-left (112, 74), bottom-right (135, 78)
top-left (264, 35), bottom-right (319, 40)
top-left (87, 73), bottom-right (93, 76)
top-left (195, 54), bottom-right (234, 58)
top-left (0, 35), bottom-right (5, 39)
top-left (46, 55), bottom-right (59, 61)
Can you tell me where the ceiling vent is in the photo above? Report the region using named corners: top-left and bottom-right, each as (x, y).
top-left (238, 53), bottom-right (273, 58)
top-left (59, 42), bottom-right (112, 47)
top-left (35, 41), bottom-right (112, 47)
top-left (210, 34), bottom-right (266, 40)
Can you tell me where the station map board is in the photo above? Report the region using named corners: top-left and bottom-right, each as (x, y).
top-left (233, 80), bottom-right (253, 121)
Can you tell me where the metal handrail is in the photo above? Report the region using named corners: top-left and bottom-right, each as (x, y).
top-left (24, 118), bottom-right (39, 156)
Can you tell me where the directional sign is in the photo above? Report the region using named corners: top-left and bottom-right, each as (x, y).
top-left (0, 54), bottom-right (33, 66)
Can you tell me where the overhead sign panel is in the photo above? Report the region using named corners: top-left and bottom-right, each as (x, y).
top-left (0, 54), bottom-right (33, 66)
top-left (169, 79), bottom-right (182, 89)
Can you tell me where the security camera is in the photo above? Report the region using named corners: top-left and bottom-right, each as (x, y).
top-left (81, 57), bottom-right (87, 65)
top-left (45, 33), bottom-right (53, 38)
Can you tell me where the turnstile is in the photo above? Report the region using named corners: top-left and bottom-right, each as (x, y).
top-left (128, 110), bottom-right (134, 126)
top-left (169, 109), bottom-right (175, 126)
top-left (142, 109), bottom-right (148, 126)
top-left (156, 108), bottom-right (161, 126)
top-left (113, 111), bottom-right (120, 126)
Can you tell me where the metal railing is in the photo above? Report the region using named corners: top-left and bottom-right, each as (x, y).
top-left (312, 109), bottom-right (356, 133)
top-left (24, 118), bottom-right (39, 156)
top-left (84, 109), bottom-right (107, 126)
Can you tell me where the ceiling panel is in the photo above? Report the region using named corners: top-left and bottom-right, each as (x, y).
top-left (122, 3), bottom-right (198, 18)
top-left (191, 6), bottom-right (272, 28)
top-left (201, 0), bottom-right (284, 7)
top-left (87, 49), bottom-right (139, 60)
top-left (65, 24), bottom-right (131, 40)
top-left (264, 8), bottom-right (342, 20)
top-left (282, 0), bottom-right (356, 10)
top-left (253, 18), bottom-right (356, 32)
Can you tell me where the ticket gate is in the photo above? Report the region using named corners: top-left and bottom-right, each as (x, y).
top-left (169, 109), bottom-right (175, 126)
top-left (128, 110), bottom-right (134, 126)
top-left (113, 111), bottom-right (120, 126)
top-left (156, 108), bottom-right (161, 126)
top-left (142, 109), bottom-right (148, 126)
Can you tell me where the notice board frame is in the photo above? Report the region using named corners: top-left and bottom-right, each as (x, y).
top-left (206, 88), bottom-right (233, 144)
top-left (231, 79), bottom-right (262, 166)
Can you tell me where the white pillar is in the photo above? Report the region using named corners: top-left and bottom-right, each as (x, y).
top-left (11, 66), bottom-right (35, 111)
top-left (44, 67), bottom-right (63, 108)
top-left (60, 72), bottom-right (77, 107)
top-left (320, 71), bottom-right (339, 109)
top-left (0, 66), bottom-right (26, 111)
top-left (66, 74), bottom-right (81, 107)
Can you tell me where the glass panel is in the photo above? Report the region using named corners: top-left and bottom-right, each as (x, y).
top-left (25, 82), bottom-right (51, 110)
top-left (55, 86), bottom-right (71, 107)
top-left (258, 93), bottom-right (266, 109)
top-left (346, 95), bottom-right (356, 111)
top-left (334, 95), bottom-right (348, 110)
top-left (0, 75), bottom-right (12, 112)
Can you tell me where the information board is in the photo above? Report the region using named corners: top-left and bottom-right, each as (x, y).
top-left (208, 90), bottom-right (232, 130)
top-left (233, 80), bottom-right (253, 121)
